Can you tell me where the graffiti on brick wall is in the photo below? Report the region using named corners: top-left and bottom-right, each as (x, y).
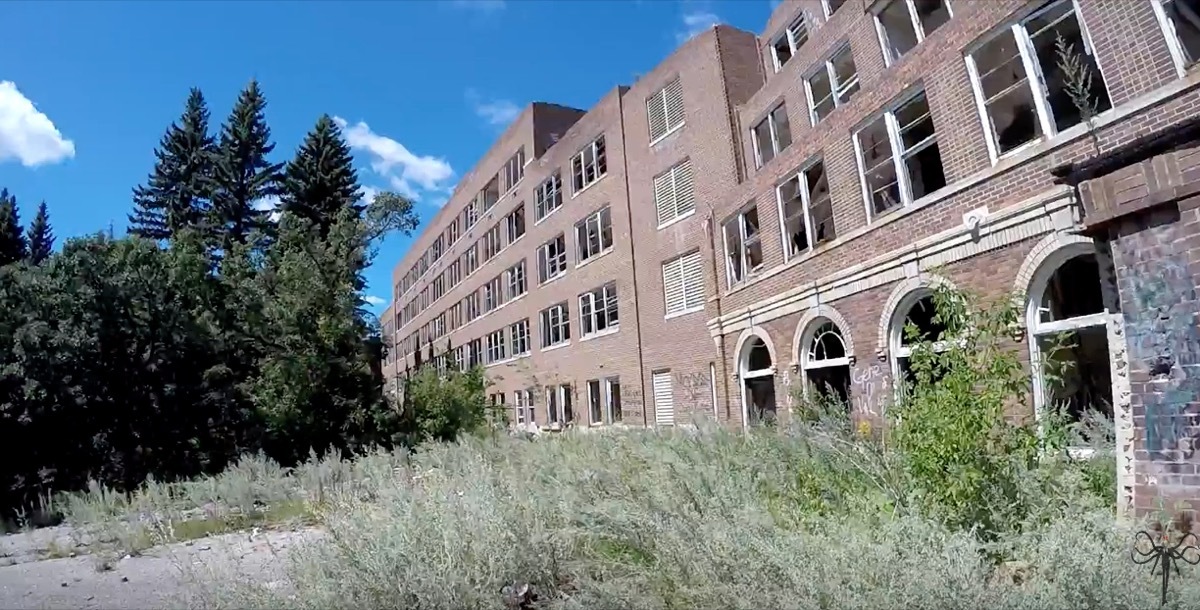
top-left (1119, 229), bottom-right (1200, 466)
top-left (622, 385), bottom-right (643, 420)
top-left (674, 371), bottom-right (709, 411)
top-left (851, 362), bottom-right (889, 417)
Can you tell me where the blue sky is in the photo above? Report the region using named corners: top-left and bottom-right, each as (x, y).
top-left (0, 0), bottom-right (772, 315)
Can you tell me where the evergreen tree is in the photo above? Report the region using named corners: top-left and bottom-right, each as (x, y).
top-left (0, 189), bottom-right (26, 265)
top-left (280, 115), bottom-right (361, 239)
top-left (129, 88), bottom-right (215, 240)
top-left (26, 201), bottom-right (54, 263)
top-left (208, 79), bottom-right (283, 249)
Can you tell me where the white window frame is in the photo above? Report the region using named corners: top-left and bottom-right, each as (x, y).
top-left (483, 224), bottom-right (502, 261)
top-left (652, 369), bottom-right (675, 427)
top-left (654, 159), bottom-right (697, 228)
top-left (505, 204), bottom-right (526, 243)
top-left (722, 205), bottom-right (764, 288)
top-left (575, 206), bottom-right (614, 264)
top-left (502, 147), bottom-right (525, 193)
top-left (963, 0), bottom-right (1109, 165)
top-left (465, 199), bottom-right (479, 229)
top-left (509, 318), bottom-right (531, 358)
top-left (1150, 0), bottom-right (1200, 78)
top-left (804, 43), bottom-right (859, 125)
top-left (537, 234), bottom-right (568, 284)
top-left (585, 377), bottom-right (623, 425)
top-left (485, 328), bottom-right (507, 364)
top-left (852, 88), bottom-right (939, 221)
top-left (514, 388), bottom-right (535, 425)
top-left (750, 104), bottom-right (791, 169)
top-left (822, 0), bottom-right (847, 18)
top-left (540, 302), bottom-right (571, 348)
top-left (571, 136), bottom-right (608, 194)
top-left (546, 383), bottom-right (573, 425)
top-left (770, 14), bottom-right (809, 72)
top-left (873, 0), bottom-right (953, 67)
top-left (647, 77), bottom-right (686, 144)
top-left (579, 282), bottom-right (620, 338)
top-left (662, 250), bottom-right (705, 318)
top-left (534, 173), bottom-right (563, 222)
top-left (774, 158), bottom-right (833, 261)
top-left (505, 260), bottom-right (526, 300)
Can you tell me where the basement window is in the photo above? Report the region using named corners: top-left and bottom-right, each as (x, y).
top-left (875, 0), bottom-right (953, 65)
top-left (777, 158), bottom-right (836, 261)
top-left (771, 14), bottom-right (810, 72)
top-left (723, 204), bottom-right (764, 287)
top-left (751, 104), bottom-right (793, 168)
top-left (855, 89), bottom-right (946, 219)
top-left (805, 44), bottom-right (860, 124)
top-left (966, 0), bottom-right (1112, 161)
top-left (1154, 0), bottom-right (1200, 73)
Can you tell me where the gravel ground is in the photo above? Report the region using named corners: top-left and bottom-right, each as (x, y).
top-left (0, 527), bottom-right (321, 609)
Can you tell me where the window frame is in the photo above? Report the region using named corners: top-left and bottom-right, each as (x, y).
top-left (1150, 0), bottom-right (1200, 78)
top-left (804, 43), bottom-right (860, 125)
top-left (579, 282), bottom-right (620, 338)
top-left (722, 204), bottom-right (764, 289)
top-left (509, 318), bottom-right (531, 358)
top-left (750, 104), bottom-right (792, 169)
top-left (873, 0), bottom-right (954, 67)
top-left (537, 233), bottom-right (568, 284)
top-left (647, 77), bottom-right (686, 144)
top-left (662, 249), bottom-right (706, 318)
top-left (575, 206), bottom-right (614, 264)
top-left (770, 14), bottom-right (809, 73)
top-left (852, 88), bottom-right (942, 221)
top-left (539, 301), bottom-right (571, 348)
top-left (534, 172), bottom-right (563, 223)
top-left (571, 136), bottom-right (608, 194)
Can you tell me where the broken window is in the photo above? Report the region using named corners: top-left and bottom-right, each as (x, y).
top-left (967, 0), bottom-right (1112, 160)
top-left (891, 293), bottom-right (950, 387)
top-left (777, 158), bottom-right (836, 261)
top-left (502, 147), bottom-right (525, 193)
top-left (465, 198), bottom-right (479, 228)
top-left (505, 204), bottom-right (525, 243)
top-left (806, 44), bottom-right (860, 124)
top-left (514, 389), bottom-right (535, 425)
top-left (741, 336), bottom-right (777, 425)
top-left (803, 320), bottom-right (851, 407)
top-left (505, 259), bottom-right (526, 300)
top-left (509, 318), bottom-right (531, 357)
top-left (571, 136), bottom-right (608, 193)
top-left (547, 384), bottom-right (574, 425)
top-left (723, 204), bottom-right (764, 287)
top-left (823, 0), bottom-right (848, 17)
top-left (751, 104), bottom-right (792, 168)
top-left (876, 0), bottom-right (952, 65)
top-left (535, 172), bottom-right (563, 221)
top-left (486, 328), bottom-right (507, 364)
top-left (483, 276), bottom-right (502, 312)
top-left (576, 206), bottom-right (614, 263)
top-left (580, 282), bottom-right (619, 337)
top-left (1030, 252), bottom-right (1111, 425)
top-left (463, 241), bottom-right (479, 275)
top-left (540, 302), bottom-right (571, 348)
top-left (480, 176), bottom-right (500, 212)
top-left (483, 224), bottom-right (503, 261)
top-left (1157, 0), bottom-right (1200, 70)
top-left (855, 90), bottom-right (946, 218)
top-left (771, 14), bottom-right (809, 72)
top-left (537, 234), bottom-right (568, 283)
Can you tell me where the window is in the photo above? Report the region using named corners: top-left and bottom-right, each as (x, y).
top-left (662, 250), bottom-right (705, 317)
top-left (1155, 0), bottom-right (1200, 73)
top-left (447, 217), bottom-right (460, 245)
top-left (465, 199), bottom-right (479, 229)
top-left (571, 136), bottom-right (608, 192)
top-left (534, 173), bottom-right (563, 221)
top-left (806, 44), bottom-right (860, 124)
top-left (431, 234), bottom-right (445, 261)
top-left (448, 259), bottom-right (462, 288)
top-left (540, 302), bottom-right (571, 348)
top-left (801, 320), bottom-right (851, 406)
top-left (502, 147), bottom-right (526, 193)
top-left (483, 224), bottom-right (503, 261)
top-left (586, 376), bottom-right (623, 424)
top-left (452, 345), bottom-right (465, 371)
top-left (723, 205), bottom-right (764, 287)
top-left (505, 259), bottom-right (527, 300)
top-left (575, 207), bottom-right (614, 263)
top-left (486, 328), bottom-right (507, 364)
top-left (823, 0), bottom-right (848, 17)
top-left (771, 14), bottom-right (809, 72)
top-left (505, 204), bottom-right (526, 243)
top-left (653, 159), bottom-right (697, 226)
top-left (480, 177), bottom-right (500, 212)
top-left (652, 370), bottom-right (674, 426)
top-left (777, 159), bottom-right (836, 260)
top-left (966, 0), bottom-right (1112, 161)
top-left (647, 77), bottom-right (686, 142)
top-left (467, 338), bottom-right (482, 368)
top-left (890, 293), bottom-right (951, 389)
top-left (465, 292), bottom-right (480, 322)
top-left (483, 276), bottom-right (502, 312)
top-left (875, 0), bottom-right (952, 65)
top-left (463, 242), bottom-right (479, 276)
top-left (547, 384), bottom-right (574, 424)
top-left (855, 90), bottom-right (946, 218)
top-left (580, 282), bottom-right (620, 337)
top-left (514, 388), bottom-right (535, 425)
top-left (509, 318), bottom-right (531, 357)
top-left (537, 234), bottom-right (568, 284)
top-left (751, 104), bottom-right (792, 168)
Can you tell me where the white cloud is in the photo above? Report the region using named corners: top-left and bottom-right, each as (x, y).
top-left (334, 117), bottom-right (455, 207)
top-left (677, 10), bottom-right (721, 43)
top-left (364, 295), bottom-right (386, 306)
top-left (465, 89), bottom-right (521, 128)
top-left (449, 0), bottom-right (505, 11)
top-left (0, 81), bottom-right (75, 168)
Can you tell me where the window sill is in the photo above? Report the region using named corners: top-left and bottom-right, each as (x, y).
top-left (665, 307), bottom-right (704, 321)
top-left (571, 174), bottom-right (607, 199)
top-left (534, 205), bottom-right (563, 227)
top-left (539, 272), bottom-right (567, 287)
top-left (543, 341), bottom-right (571, 353)
top-left (649, 123), bottom-right (685, 148)
top-left (485, 352), bottom-right (530, 369)
top-left (657, 209), bottom-right (695, 231)
top-left (576, 248), bottom-right (614, 270)
top-left (580, 326), bottom-right (620, 342)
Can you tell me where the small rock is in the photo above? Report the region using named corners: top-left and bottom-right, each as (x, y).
top-left (198, 545), bottom-right (211, 551)
top-left (184, 541), bottom-right (194, 547)
top-left (121, 576), bottom-right (129, 583)
top-left (69, 552), bottom-right (76, 558)
top-left (60, 582), bottom-right (68, 588)
top-left (86, 595), bottom-right (95, 601)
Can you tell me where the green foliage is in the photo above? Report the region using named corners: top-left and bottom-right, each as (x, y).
top-left (280, 115), bottom-right (362, 240)
top-left (0, 188), bottom-right (27, 265)
top-left (26, 201), bottom-right (53, 264)
top-left (396, 366), bottom-right (494, 445)
top-left (129, 88), bottom-right (215, 241)
top-left (207, 79), bottom-right (284, 249)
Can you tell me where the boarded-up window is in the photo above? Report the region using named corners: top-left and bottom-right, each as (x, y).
top-left (653, 370), bottom-right (675, 426)
top-left (647, 77), bottom-right (686, 142)
top-left (653, 159), bottom-right (696, 226)
top-left (662, 250), bottom-right (705, 316)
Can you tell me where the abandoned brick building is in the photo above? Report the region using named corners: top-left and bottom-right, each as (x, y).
top-left (382, 0), bottom-right (1200, 513)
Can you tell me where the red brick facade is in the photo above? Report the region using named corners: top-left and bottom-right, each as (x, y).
top-left (382, 0), bottom-right (1200, 510)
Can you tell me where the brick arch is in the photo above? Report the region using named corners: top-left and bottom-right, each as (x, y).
top-left (875, 273), bottom-right (957, 354)
top-left (791, 305), bottom-right (856, 368)
top-left (1013, 233), bottom-right (1097, 299)
top-left (733, 326), bottom-right (778, 375)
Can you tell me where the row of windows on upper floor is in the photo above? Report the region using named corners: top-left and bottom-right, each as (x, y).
top-left (730, 0), bottom-right (1200, 288)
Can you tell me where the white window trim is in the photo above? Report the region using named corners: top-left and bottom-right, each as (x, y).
top-left (963, 0), bottom-right (1109, 166)
top-left (575, 207), bottom-right (614, 266)
top-left (537, 235), bottom-right (568, 285)
top-left (655, 160), bottom-right (697, 230)
top-left (821, 0), bottom-right (843, 19)
top-left (662, 250), bottom-right (706, 319)
top-left (579, 283), bottom-right (620, 340)
top-left (540, 303), bottom-right (572, 349)
top-left (533, 174), bottom-right (564, 225)
top-left (770, 14), bottom-right (808, 73)
top-left (873, 0), bottom-right (953, 67)
top-left (722, 208), bottom-right (763, 289)
top-left (750, 105), bottom-right (789, 169)
top-left (1150, 0), bottom-right (1200, 78)
top-left (571, 137), bottom-right (607, 197)
top-left (546, 384), bottom-right (572, 426)
top-left (853, 88), bottom-right (936, 223)
top-left (804, 43), bottom-right (858, 125)
top-left (647, 79), bottom-right (686, 146)
top-left (775, 158), bottom-right (825, 262)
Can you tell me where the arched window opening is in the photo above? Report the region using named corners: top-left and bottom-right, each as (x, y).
top-left (1030, 251), bottom-right (1111, 425)
top-left (740, 335), bottom-right (777, 426)
top-left (892, 293), bottom-right (949, 386)
top-left (803, 320), bottom-right (851, 406)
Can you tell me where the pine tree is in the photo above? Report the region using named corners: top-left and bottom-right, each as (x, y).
top-left (26, 201), bottom-right (54, 263)
top-left (280, 115), bottom-right (361, 239)
top-left (0, 189), bottom-right (27, 265)
top-left (208, 79), bottom-right (283, 249)
top-left (129, 88), bottom-right (215, 240)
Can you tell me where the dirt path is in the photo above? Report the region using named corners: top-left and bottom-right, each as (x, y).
top-left (0, 527), bottom-right (320, 609)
